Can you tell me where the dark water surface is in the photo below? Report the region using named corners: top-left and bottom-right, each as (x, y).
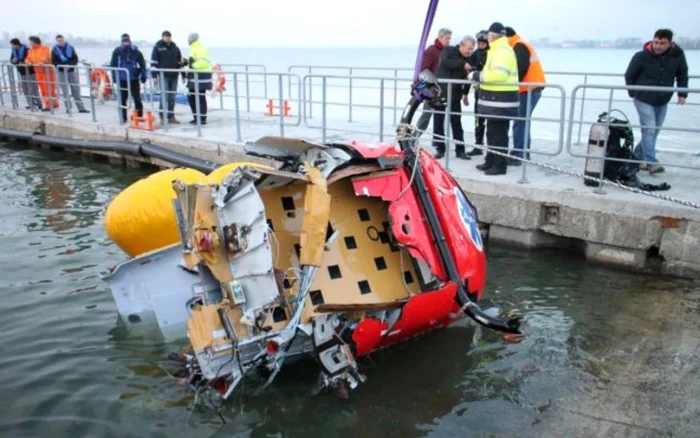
top-left (0, 143), bottom-right (698, 438)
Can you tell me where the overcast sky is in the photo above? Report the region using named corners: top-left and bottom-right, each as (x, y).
top-left (3, 0), bottom-right (698, 47)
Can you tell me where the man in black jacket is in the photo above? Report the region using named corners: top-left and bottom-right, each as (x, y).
top-left (625, 28), bottom-right (688, 174)
top-left (432, 35), bottom-right (475, 160)
top-left (52, 35), bottom-right (89, 114)
top-left (110, 33), bottom-right (147, 123)
top-left (151, 30), bottom-right (186, 124)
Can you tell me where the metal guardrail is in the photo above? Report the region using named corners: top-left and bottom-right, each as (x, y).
top-left (566, 83), bottom-right (700, 184)
top-left (148, 67), bottom-right (302, 138)
top-left (2, 61), bottom-right (699, 192)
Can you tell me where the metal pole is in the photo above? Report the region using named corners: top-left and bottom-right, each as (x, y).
top-left (393, 69), bottom-right (398, 125)
top-left (278, 74), bottom-right (285, 137)
top-left (160, 70), bottom-right (168, 131)
top-left (309, 67), bottom-right (313, 119)
top-left (322, 76), bottom-right (327, 143)
top-left (245, 65), bottom-right (251, 113)
top-left (594, 89), bottom-right (614, 195)
top-left (87, 66), bottom-right (96, 122)
top-left (444, 84), bottom-right (452, 171)
top-left (349, 67), bottom-right (353, 123)
top-left (194, 72), bottom-right (202, 137)
top-left (6, 66), bottom-right (16, 109)
top-left (518, 89), bottom-right (532, 184)
top-left (63, 69), bottom-right (72, 116)
top-left (48, 67), bottom-right (55, 115)
top-left (379, 79), bottom-right (385, 142)
top-left (577, 74), bottom-right (588, 144)
top-left (219, 70), bottom-right (224, 110)
top-left (233, 72), bottom-right (242, 142)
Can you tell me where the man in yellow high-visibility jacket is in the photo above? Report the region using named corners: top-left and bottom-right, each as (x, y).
top-left (468, 22), bottom-right (519, 175)
top-left (186, 32), bottom-right (212, 125)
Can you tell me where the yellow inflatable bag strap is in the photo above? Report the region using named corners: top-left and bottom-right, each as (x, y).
top-left (104, 168), bottom-right (207, 257)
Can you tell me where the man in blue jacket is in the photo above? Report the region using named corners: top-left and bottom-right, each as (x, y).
top-left (10, 38), bottom-right (40, 109)
top-left (110, 33), bottom-right (147, 123)
top-left (52, 35), bottom-right (89, 114)
top-left (625, 28), bottom-right (689, 174)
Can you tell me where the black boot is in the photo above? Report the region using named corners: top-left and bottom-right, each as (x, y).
top-left (456, 150), bottom-right (471, 160)
top-left (468, 148), bottom-right (484, 156)
top-left (434, 150), bottom-right (445, 160)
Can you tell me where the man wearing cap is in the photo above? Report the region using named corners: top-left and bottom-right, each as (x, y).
top-left (151, 31), bottom-right (187, 124)
top-left (505, 26), bottom-right (546, 165)
top-left (185, 32), bottom-right (213, 125)
top-left (110, 33), bottom-right (147, 123)
top-left (469, 22), bottom-right (519, 175)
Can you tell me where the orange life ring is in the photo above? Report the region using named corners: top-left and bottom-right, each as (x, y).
top-left (213, 64), bottom-right (226, 93)
top-left (90, 68), bottom-right (112, 101)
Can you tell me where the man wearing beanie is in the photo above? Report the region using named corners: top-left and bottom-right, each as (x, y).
top-left (467, 30), bottom-right (490, 155)
top-left (110, 33), bottom-right (147, 123)
top-left (469, 22), bottom-right (519, 175)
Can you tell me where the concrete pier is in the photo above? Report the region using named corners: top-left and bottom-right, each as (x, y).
top-left (1, 104), bottom-right (699, 279)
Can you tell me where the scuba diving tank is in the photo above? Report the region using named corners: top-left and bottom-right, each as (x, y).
top-left (583, 117), bottom-right (610, 187)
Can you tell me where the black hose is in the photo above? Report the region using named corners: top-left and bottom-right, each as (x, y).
top-left (0, 128), bottom-right (221, 173)
top-left (140, 143), bottom-right (219, 173)
top-left (31, 134), bottom-right (142, 156)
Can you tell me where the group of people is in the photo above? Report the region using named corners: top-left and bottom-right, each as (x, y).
top-left (10, 35), bottom-right (90, 113)
top-left (9, 31), bottom-right (214, 124)
top-left (418, 22), bottom-right (546, 176)
top-left (419, 24), bottom-right (689, 176)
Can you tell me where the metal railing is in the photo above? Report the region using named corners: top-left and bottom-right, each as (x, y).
top-left (566, 83), bottom-right (700, 181)
top-left (147, 67), bottom-right (302, 138)
top-left (2, 61), bottom-right (699, 196)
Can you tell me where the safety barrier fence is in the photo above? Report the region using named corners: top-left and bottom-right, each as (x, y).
top-left (2, 62), bottom-right (699, 189)
top-left (289, 64), bottom-right (700, 144)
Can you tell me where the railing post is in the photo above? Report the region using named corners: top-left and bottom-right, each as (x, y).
top-left (245, 65), bottom-right (251, 113)
top-left (86, 66), bottom-right (96, 122)
top-left (349, 67), bottom-right (353, 123)
top-left (445, 84), bottom-right (452, 171)
top-left (48, 66), bottom-right (55, 115)
top-left (159, 70), bottom-right (168, 131)
top-left (594, 89), bottom-right (615, 195)
top-left (194, 71), bottom-right (202, 137)
top-left (518, 89), bottom-right (532, 184)
top-left (322, 76), bottom-right (327, 143)
top-left (577, 74), bottom-right (588, 145)
top-left (233, 72), bottom-right (242, 142)
top-left (393, 69), bottom-right (398, 126)
top-left (278, 74), bottom-right (285, 137)
top-left (308, 67), bottom-right (313, 119)
top-left (6, 66), bottom-right (16, 109)
top-left (63, 68), bottom-right (73, 116)
top-left (379, 79), bottom-right (385, 142)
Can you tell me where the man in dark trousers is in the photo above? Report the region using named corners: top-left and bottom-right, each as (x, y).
top-left (432, 35), bottom-right (475, 160)
top-left (470, 22), bottom-right (519, 176)
top-left (151, 30), bottom-right (186, 124)
top-left (625, 28), bottom-right (688, 174)
top-left (110, 33), bottom-right (147, 123)
top-left (52, 35), bottom-right (89, 114)
top-left (415, 27), bottom-right (452, 135)
top-left (467, 30), bottom-right (489, 156)
top-left (9, 38), bottom-right (40, 109)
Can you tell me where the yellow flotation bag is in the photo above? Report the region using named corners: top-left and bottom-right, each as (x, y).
top-left (105, 162), bottom-right (274, 258)
top-left (104, 168), bottom-right (207, 257)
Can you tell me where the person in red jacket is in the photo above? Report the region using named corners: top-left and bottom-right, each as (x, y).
top-left (415, 27), bottom-right (452, 135)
